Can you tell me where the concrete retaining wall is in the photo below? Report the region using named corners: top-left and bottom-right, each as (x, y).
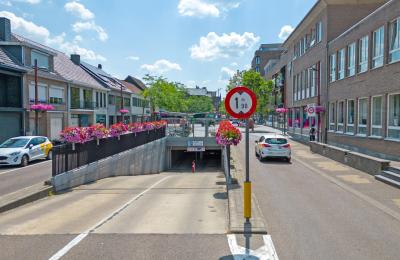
top-left (52, 138), bottom-right (167, 192)
top-left (309, 142), bottom-right (390, 175)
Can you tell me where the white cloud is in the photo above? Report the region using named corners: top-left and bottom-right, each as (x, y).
top-left (0, 11), bottom-right (106, 62)
top-left (126, 56), bottom-right (140, 61)
top-left (64, 1), bottom-right (94, 20)
top-left (73, 35), bottom-right (83, 43)
top-left (279, 25), bottom-right (294, 41)
top-left (220, 66), bottom-right (235, 80)
top-left (72, 21), bottom-right (108, 41)
top-left (9, 0), bottom-right (41, 4)
top-left (178, 0), bottom-right (240, 18)
top-left (141, 59), bottom-right (182, 74)
top-left (190, 32), bottom-right (260, 61)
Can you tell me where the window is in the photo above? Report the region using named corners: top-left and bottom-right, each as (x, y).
top-left (31, 50), bottom-right (49, 70)
top-left (96, 92), bottom-right (99, 108)
top-left (347, 100), bottom-right (355, 134)
top-left (388, 94), bottom-right (400, 139)
top-left (108, 95), bottom-right (115, 105)
top-left (347, 43), bottom-right (356, 76)
top-left (83, 89), bottom-right (92, 108)
top-left (124, 97), bottom-right (130, 107)
top-left (305, 69), bottom-right (309, 99)
top-left (255, 56), bottom-right (260, 65)
top-left (372, 26), bottom-right (384, 68)
top-left (70, 87), bottom-right (80, 108)
top-left (329, 53), bottom-right (336, 82)
top-left (49, 86), bottom-right (64, 104)
top-left (389, 18), bottom-right (400, 63)
top-left (358, 98), bottom-right (368, 135)
top-left (316, 21), bottom-right (323, 43)
top-left (337, 101), bottom-right (344, 132)
top-left (29, 83), bottom-right (46, 103)
top-left (301, 71), bottom-right (305, 99)
top-left (310, 28), bottom-right (316, 47)
top-left (310, 66), bottom-right (316, 97)
top-left (358, 36), bottom-right (369, 73)
top-left (329, 103), bottom-right (336, 131)
top-left (371, 96), bottom-right (382, 137)
top-left (0, 74), bottom-right (22, 108)
top-left (255, 66), bottom-right (260, 73)
top-left (338, 49), bottom-right (345, 80)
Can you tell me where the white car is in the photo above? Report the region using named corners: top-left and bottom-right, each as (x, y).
top-left (255, 134), bottom-right (291, 162)
top-left (0, 136), bottom-right (53, 167)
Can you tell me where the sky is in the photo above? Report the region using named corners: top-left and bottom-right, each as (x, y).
top-left (0, 0), bottom-right (316, 95)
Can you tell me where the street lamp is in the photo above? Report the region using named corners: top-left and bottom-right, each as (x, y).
top-left (34, 59), bottom-right (39, 135)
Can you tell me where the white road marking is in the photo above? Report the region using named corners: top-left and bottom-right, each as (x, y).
top-left (227, 234), bottom-right (279, 260)
top-left (48, 176), bottom-right (171, 260)
top-left (0, 160), bottom-right (51, 176)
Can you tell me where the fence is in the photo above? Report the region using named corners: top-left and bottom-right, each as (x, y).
top-left (52, 127), bottom-right (166, 176)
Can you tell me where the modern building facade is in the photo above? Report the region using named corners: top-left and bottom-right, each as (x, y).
top-left (251, 44), bottom-right (285, 77)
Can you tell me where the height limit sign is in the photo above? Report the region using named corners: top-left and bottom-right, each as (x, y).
top-left (225, 86), bottom-right (257, 119)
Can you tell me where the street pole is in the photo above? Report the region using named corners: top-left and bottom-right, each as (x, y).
top-left (244, 118), bottom-right (251, 221)
top-left (34, 59), bottom-right (38, 136)
top-left (120, 85), bottom-right (123, 123)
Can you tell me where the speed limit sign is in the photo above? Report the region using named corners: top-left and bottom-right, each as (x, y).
top-left (225, 86), bottom-right (257, 119)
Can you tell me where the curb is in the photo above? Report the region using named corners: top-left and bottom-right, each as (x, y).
top-left (0, 182), bottom-right (52, 214)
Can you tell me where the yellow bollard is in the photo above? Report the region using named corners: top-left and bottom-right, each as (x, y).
top-left (244, 181), bottom-right (251, 219)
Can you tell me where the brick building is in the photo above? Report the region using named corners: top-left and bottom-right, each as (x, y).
top-left (251, 44), bottom-right (284, 77)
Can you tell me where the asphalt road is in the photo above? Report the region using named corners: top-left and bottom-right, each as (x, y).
top-left (0, 160), bottom-right (51, 197)
top-left (0, 171), bottom-right (240, 259)
top-left (234, 132), bottom-right (400, 260)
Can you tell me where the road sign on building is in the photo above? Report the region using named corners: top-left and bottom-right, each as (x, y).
top-left (306, 104), bottom-right (316, 117)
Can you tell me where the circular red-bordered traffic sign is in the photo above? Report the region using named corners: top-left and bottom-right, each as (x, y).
top-left (225, 86), bottom-right (257, 119)
top-left (307, 106), bottom-right (315, 114)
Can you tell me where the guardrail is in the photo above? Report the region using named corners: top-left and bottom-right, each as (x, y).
top-left (52, 127), bottom-right (166, 176)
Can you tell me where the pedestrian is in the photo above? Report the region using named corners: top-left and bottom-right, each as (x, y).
top-left (192, 160), bottom-right (196, 173)
top-left (309, 127), bottom-right (316, 141)
top-left (248, 118), bottom-right (255, 132)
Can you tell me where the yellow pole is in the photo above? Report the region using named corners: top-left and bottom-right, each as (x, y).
top-left (244, 181), bottom-right (251, 219)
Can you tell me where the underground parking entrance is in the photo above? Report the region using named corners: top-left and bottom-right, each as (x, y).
top-left (169, 149), bottom-right (222, 171)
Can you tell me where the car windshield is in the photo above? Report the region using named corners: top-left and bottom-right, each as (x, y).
top-left (265, 138), bottom-right (287, 145)
top-left (0, 138), bottom-right (30, 148)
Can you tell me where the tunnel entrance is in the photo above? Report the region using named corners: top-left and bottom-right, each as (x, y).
top-left (170, 149), bottom-right (222, 171)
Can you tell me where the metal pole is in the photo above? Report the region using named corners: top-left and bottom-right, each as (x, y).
top-left (245, 118), bottom-right (249, 182)
top-left (244, 118), bottom-right (251, 221)
top-left (120, 85), bottom-right (123, 123)
top-left (34, 59), bottom-right (38, 135)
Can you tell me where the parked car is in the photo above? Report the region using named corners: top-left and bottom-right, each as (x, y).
top-left (231, 120), bottom-right (245, 127)
top-left (255, 134), bottom-right (291, 162)
top-left (0, 136), bottom-right (53, 167)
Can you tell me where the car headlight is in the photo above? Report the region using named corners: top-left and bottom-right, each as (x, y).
top-left (9, 151), bottom-right (21, 156)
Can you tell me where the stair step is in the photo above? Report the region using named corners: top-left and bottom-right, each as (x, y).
top-left (382, 170), bottom-right (400, 182)
top-left (375, 175), bottom-right (400, 189)
top-left (387, 166), bottom-right (400, 175)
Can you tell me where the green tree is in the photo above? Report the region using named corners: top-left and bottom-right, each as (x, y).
top-left (185, 96), bottom-right (214, 113)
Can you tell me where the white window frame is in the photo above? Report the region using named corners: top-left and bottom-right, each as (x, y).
top-left (357, 98), bottom-right (368, 136)
top-left (371, 95), bottom-right (383, 137)
top-left (31, 50), bottom-right (49, 70)
top-left (389, 17), bottom-right (400, 64)
top-left (49, 85), bottom-right (65, 105)
top-left (346, 99), bottom-right (355, 134)
top-left (387, 92), bottom-right (400, 140)
top-left (329, 102), bottom-right (336, 132)
top-left (329, 53), bottom-right (336, 82)
top-left (338, 48), bottom-right (345, 80)
top-left (358, 36), bottom-right (369, 73)
top-left (372, 26), bottom-right (385, 69)
top-left (310, 65), bottom-right (316, 97)
top-left (301, 71), bottom-right (305, 99)
top-left (337, 100), bottom-right (345, 133)
top-left (347, 42), bottom-right (356, 77)
top-left (29, 82), bottom-right (47, 103)
top-left (316, 21), bottom-right (322, 43)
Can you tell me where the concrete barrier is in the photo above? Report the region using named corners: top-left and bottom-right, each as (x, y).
top-left (309, 142), bottom-right (390, 175)
top-left (52, 137), bottom-right (167, 192)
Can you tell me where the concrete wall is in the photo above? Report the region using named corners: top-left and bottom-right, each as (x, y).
top-left (309, 141), bottom-right (390, 175)
top-left (52, 137), bottom-right (167, 192)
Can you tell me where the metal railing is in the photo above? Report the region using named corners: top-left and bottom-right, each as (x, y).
top-left (52, 127), bottom-right (166, 176)
top-left (70, 101), bottom-right (96, 110)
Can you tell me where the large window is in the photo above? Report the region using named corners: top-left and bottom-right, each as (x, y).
top-left (29, 83), bottom-right (46, 103)
top-left (329, 103), bottom-right (336, 131)
top-left (316, 21), bottom-right (322, 43)
top-left (108, 94), bottom-right (115, 105)
top-left (389, 18), bottom-right (400, 63)
top-left (388, 94), bottom-right (400, 139)
top-left (255, 56), bottom-right (260, 65)
top-left (83, 89), bottom-right (92, 108)
top-left (371, 96), bottom-right (382, 137)
top-left (358, 36), bottom-right (369, 73)
top-left (49, 86), bottom-right (64, 104)
top-left (347, 100), bottom-right (355, 134)
top-left (338, 48), bottom-right (345, 80)
top-left (358, 98), bottom-right (368, 136)
top-left (301, 71), bottom-right (305, 99)
top-left (124, 97), bottom-right (130, 107)
top-left (347, 43), bottom-right (356, 76)
top-left (329, 53), bottom-right (336, 82)
top-left (310, 65), bottom-right (316, 97)
top-left (337, 101), bottom-right (344, 132)
top-left (0, 74), bottom-right (21, 108)
top-left (372, 26), bottom-right (384, 68)
top-left (70, 87), bottom-right (80, 108)
top-left (31, 50), bottom-right (49, 70)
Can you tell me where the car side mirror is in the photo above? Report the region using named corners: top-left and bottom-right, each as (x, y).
top-left (29, 144), bottom-right (34, 149)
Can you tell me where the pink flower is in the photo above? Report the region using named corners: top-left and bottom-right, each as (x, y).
top-left (31, 104), bottom-right (54, 111)
top-left (119, 109), bottom-right (129, 114)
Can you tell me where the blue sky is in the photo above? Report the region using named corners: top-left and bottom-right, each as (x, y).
top-left (0, 0), bottom-right (315, 95)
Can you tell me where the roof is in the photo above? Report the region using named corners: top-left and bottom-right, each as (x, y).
top-left (125, 75), bottom-right (146, 90)
top-left (187, 87), bottom-right (209, 96)
top-left (119, 80), bottom-right (142, 95)
top-left (27, 68), bottom-right (67, 82)
top-left (54, 52), bottom-right (107, 91)
top-left (11, 33), bottom-right (58, 55)
top-left (0, 47), bottom-right (27, 72)
top-left (81, 61), bottom-right (132, 94)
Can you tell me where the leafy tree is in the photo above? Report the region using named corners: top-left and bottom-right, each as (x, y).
top-left (185, 96), bottom-right (214, 113)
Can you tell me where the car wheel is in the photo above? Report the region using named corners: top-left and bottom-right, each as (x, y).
top-left (287, 157), bottom-right (291, 163)
top-left (46, 150), bottom-right (52, 160)
top-left (20, 155), bottom-right (29, 167)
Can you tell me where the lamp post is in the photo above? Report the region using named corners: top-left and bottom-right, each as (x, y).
top-left (34, 59), bottom-right (39, 135)
top-left (311, 63), bottom-right (321, 142)
top-left (120, 85), bottom-right (124, 123)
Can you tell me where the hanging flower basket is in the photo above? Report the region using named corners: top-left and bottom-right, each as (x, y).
top-left (31, 103), bottom-right (54, 111)
top-left (216, 120), bottom-right (242, 146)
top-left (275, 108), bottom-right (288, 113)
top-left (119, 109), bottom-right (129, 114)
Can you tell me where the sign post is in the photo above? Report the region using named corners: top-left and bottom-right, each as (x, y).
top-left (225, 86), bottom-right (257, 221)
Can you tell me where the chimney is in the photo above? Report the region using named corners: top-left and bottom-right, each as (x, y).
top-left (0, 17), bottom-right (11, 42)
top-left (98, 64), bottom-right (102, 69)
top-left (70, 54), bottom-right (80, 65)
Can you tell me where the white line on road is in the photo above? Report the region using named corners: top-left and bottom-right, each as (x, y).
top-left (0, 160), bottom-right (51, 176)
top-left (227, 234), bottom-right (279, 260)
top-left (48, 176), bottom-right (171, 260)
